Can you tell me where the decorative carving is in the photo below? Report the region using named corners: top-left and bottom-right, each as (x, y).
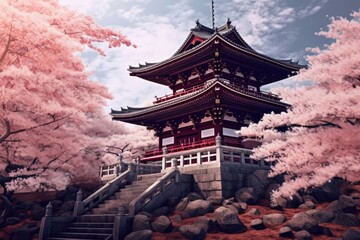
top-left (167, 119), bottom-right (180, 134)
top-left (210, 107), bottom-right (225, 124)
top-left (189, 114), bottom-right (202, 129)
top-left (148, 123), bottom-right (165, 137)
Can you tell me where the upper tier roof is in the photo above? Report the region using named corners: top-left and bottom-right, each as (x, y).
top-left (128, 19), bottom-right (305, 85)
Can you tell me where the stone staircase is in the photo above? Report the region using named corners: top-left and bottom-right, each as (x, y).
top-left (47, 173), bottom-right (163, 240)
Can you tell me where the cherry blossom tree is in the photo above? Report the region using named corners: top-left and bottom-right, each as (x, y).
top-left (240, 11), bottom-right (360, 200)
top-left (0, 0), bottom-right (156, 196)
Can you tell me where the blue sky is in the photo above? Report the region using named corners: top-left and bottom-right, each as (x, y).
top-left (59, 0), bottom-right (359, 110)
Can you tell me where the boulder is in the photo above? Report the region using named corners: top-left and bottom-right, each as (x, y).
top-left (59, 200), bottom-right (75, 213)
top-left (246, 170), bottom-right (272, 198)
top-left (181, 200), bottom-right (214, 219)
top-left (225, 205), bottom-right (238, 214)
top-left (343, 229), bottom-right (360, 240)
top-left (179, 224), bottom-right (206, 240)
top-left (332, 213), bottom-right (360, 226)
top-left (206, 196), bottom-right (224, 205)
top-left (331, 195), bottom-right (356, 213)
top-left (176, 197), bottom-right (189, 211)
top-left (10, 224), bottom-right (39, 240)
top-left (294, 230), bottom-right (312, 240)
top-left (169, 214), bottom-right (182, 224)
top-left (4, 217), bottom-right (21, 226)
top-left (151, 215), bottom-right (172, 233)
top-left (124, 230), bottom-right (152, 240)
top-left (286, 192), bottom-right (304, 208)
top-left (306, 209), bottom-right (334, 224)
top-left (214, 206), bottom-right (246, 233)
top-left (299, 201), bottom-right (316, 210)
top-left (166, 197), bottom-right (180, 208)
top-left (234, 188), bottom-right (257, 205)
top-left (133, 214), bottom-right (151, 231)
top-left (187, 192), bottom-right (203, 201)
top-left (18, 201), bottom-right (35, 211)
top-left (231, 202), bottom-right (247, 213)
top-left (194, 216), bottom-right (217, 233)
top-left (309, 180), bottom-right (340, 202)
top-left (245, 208), bottom-right (261, 216)
top-left (250, 219), bottom-right (265, 230)
top-left (265, 183), bottom-right (280, 199)
top-left (287, 212), bottom-right (319, 234)
top-left (319, 226), bottom-right (333, 237)
top-left (223, 198), bottom-right (235, 205)
top-left (152, 206), bottom-right (170, 217)
top-left (31, 204), bottom-right (45, 220)
top-left (262, 213), bottom-right (286, 227)
top-left (279, 226), bottom-right (293, 238)
top-left (271, 196), bottom-right (287, 209)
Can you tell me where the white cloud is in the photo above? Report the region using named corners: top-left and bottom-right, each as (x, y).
top-left (59, 0), bottom-right (114, 19)
top-left (117, 6), bottom-right (144, 21)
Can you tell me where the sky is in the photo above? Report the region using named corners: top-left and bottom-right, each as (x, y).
top-left (59, 0), bottom-right (359, 111)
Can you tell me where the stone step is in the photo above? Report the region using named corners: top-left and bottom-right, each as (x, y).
top-left (92, 207), bottom-right (119, 214)
top-left (70, 222), bottom-right (113, 229)
top-left (48, 238), bottom-right (95, 240)
top-left (65, 227), bottom-right (112, 234)
top-left (56, 232), bottom-right (110, 240)
top-left (76, 214), bottom-right (115, 223)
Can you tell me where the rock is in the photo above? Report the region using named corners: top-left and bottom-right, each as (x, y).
top-left (176, 197), bottom-right (189, 211)
top-left (262, 213), bottom-right (286, 227)
top-left (51, 200), bottom-right (63, 211)
top-left (332, 213), bottom-right (360, 226)
top-left (309, 180), bottom-right (340, 202)
top-left (246, 170), bottom-right (271, 198)
top-left (319, 226), bottom-right (333, 237)
top-left (302, 195), bottom-right (318, 204)
top-left (343, 229), bottom-right (360, 240)
top-left (223, 198), bottom-right (235, 205)
top-left (59, 200), bottom-right (75, 213)
top-left (265, 183), bottom-right (280, 199)
top-left (234, 188), bottom-right (257, 204)
top-left (294, 230), bottom-right (312, 240)
top-left (246, 208), bottom-right (261, 216)
top-left (166, 197), bottom-right (180, 208)
top-left (230, 202), bottom-right (247, 213)
top-left (133, 214), bottom-right (151, 231)
top-left (152, 206), bottom-right (170, 217)
top-left (138, 211), bottom-right (152, 218)
top-left (10, 225), bottom-right (39, 240)
top-left (13, 210), bottom-right (28, 219)
top-left (287, 212), bottom-right (319, 234)
top-left (194, 216), bottom-right (217, 233)
top-left (225, 205), bottom-right (238, 214)
top-left (179, 224), bottom-right (206, 240)
top-left (4, 217), bottom-right (21, 226)
top-left (272, 196), bottom-right (287, 209)
top-left (125, 230), bottom-right (152, 240)
top-left (206, 196), bottom-right (224, 205)
top-left (151, 215), bottom-right (172, 233)
top-left (335, 195), bottom-right (356, 213)
top-left (279, 226), bottom-right (293, 238)
top-left (181, 200), bottom-right (214, 219)
top-left (286, 192), bottom-right (304, 208)
top-left (306, 209), bottom-right (334, 224)
top-left (169, 214), bottom-right (182, 224)
top-left (31, 205), bottom-right (45, 220)
top-left (187, 192), bottom-right (203, 201)
top-left (18, 201), bottom-right (35, 211)
top-left (250, 219), bottom-right (265, 230)
top-left (299, 201), bottom-right (316, 209)
top-left (214, 206), bottom-right (246, 233)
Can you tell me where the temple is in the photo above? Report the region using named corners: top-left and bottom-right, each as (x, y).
top-left (111, 19), bottom-right (303, 166)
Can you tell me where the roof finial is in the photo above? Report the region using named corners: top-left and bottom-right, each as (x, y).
top-left (211, 0), bottom-right (215, 30)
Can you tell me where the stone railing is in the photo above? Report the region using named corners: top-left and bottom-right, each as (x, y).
top-left (73, 168), bottom-right (134, 217)
top-left (100, 159), bottom-right (162, 182)
top-left (161, 136), bottom-right (268, 170)
top-left (128, 161), bottom-right (180, 216)
top-left (39, 203), bottom-right (74, 240)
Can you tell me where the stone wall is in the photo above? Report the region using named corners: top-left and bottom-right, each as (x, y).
top-left (178, 161), bottom-right (269, 199)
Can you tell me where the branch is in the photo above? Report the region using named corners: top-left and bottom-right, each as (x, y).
top-left (0, 24), bottom-right (13, 65)
top-left (0, 119), bottom-right (11, 143)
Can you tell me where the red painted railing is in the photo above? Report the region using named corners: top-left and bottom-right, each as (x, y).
top-left (153, 84), bottom-right (205, 104)
top-left (144, 138), bottom-right (217, 157)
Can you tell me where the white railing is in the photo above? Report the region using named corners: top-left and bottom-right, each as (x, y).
top-left (99, 160), bottom-right (162, 181)
top-left (160, 136), bottom-right (268, 170)
top-left (73, 169), bottom-right (133, 216)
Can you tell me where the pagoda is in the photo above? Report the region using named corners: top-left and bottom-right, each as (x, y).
top-left (111, 19), bottom-right (303, 166)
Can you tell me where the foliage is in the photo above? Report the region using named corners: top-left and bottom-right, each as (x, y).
top-left (240, 11), bottom-right (360, 200)
top-left (0, 0), bottom-right (155, 193)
